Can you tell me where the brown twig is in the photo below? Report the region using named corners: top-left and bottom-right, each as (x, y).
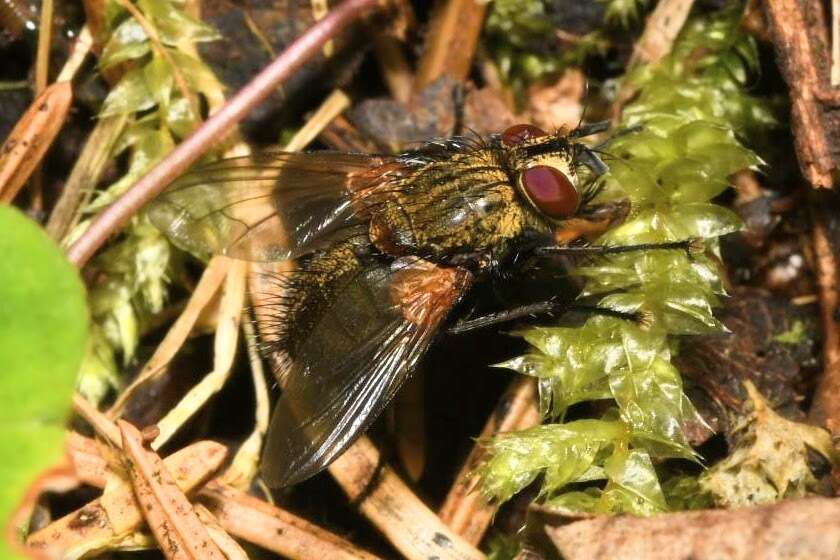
top-left (414, 0), bottom-right (485, 90)
top-left (544, 497), bottom-right (840, 559)
top-left (438, 377), bottom-right (540, 545)
top-left (764, 0), bottom-right (839, 187)
top-left (66, 0), bottom-right (383, 268)
top-left (808, 198), bottom-right (840, 431)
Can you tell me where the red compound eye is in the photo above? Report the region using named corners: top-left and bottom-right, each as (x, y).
top-left (520, 165), bottom-right (579, 219)
top-left (501, 123), bottom-right (547, 147)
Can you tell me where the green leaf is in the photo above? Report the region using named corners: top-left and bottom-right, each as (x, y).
top-left (99, 66), bottom-right (156, 117)
top-left (138, 0), bottom-right (220, 44)
top-left (0, 206), bottom-right (88, 557)
top-left (100, 17), bottom-right (150, 68)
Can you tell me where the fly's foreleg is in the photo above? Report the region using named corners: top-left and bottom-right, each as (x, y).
top-left (447, 300), bottom-right (646, 334)
top-left (535, 238), bottom-right (704, 258)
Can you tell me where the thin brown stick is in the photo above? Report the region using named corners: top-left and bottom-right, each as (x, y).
top-left (808, 201), bottom-right (840, 431)
top-left (438, 377), bottom-right (540, 545)
top-left (374, 35), bottom-right (413, 103)
top-left (66, 0), bottom-right (383, 268)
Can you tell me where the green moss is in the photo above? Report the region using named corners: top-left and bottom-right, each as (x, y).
top-left (72, 0), bottom-right (222, 403)
top-left (478, 8), bottom-right (780, 514)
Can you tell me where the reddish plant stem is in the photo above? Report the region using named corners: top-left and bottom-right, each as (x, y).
top-left (66, 0), bottom-right (382, 268)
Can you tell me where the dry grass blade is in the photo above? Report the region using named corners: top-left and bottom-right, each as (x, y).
top-left (221, 312), bottom-right (270, 488)
top-left (46, 114), bottom-right (129, 241)
top-left (73, 393), bottom-right (122, 446)
top-left (119, 420), bottom-right (226, 560)
top-left (329, 437), bottom-right (486, 560)
top-left (194, 505), bottom-right (249, 560)
top-left (0, 82), bottom-right (72, 203)
top-left (151, 259), bottom-right (247, 449)
top-left (199, 481), bottom-right (383, 560)
top-left (439, 378), bottom-right (540, 544)
top-left (629, 0), bottom-right (696, 66)
top-left (415, 0), bottom-right (486, 89)
top-left (109, 256), bottom-right (232, 416)
top-left (26, 438), bottom-right (227, 558)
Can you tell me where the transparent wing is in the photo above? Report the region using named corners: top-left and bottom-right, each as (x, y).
top-left (260, 259), bottom-right (472, 487)
top-left (148, 151), bottom-right (388, 262)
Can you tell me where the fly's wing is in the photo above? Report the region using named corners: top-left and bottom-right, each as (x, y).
top-left (261, 258), bottom-right (473, 487)
top-left (148, 151), bottom-right (389, 262)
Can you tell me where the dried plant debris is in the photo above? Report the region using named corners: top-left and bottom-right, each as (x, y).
top-left (699, 381), bottom-right (837, 508)
top-left (674, 287), bottom-right (818, 442)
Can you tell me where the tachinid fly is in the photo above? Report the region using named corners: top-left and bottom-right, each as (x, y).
top-left (149, 122), bottom-right (694, 487)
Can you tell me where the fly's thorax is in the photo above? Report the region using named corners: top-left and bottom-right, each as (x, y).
top-left (366, 148), bottom-right (541, 262)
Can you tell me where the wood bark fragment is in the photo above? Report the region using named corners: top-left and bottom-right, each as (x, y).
top-left (438, 377), bottom-right (540, 545)
top-left (26, 439), bottom-right (227, 559)
top-left (765, 0), bottom-right (840, 187)
top-left (118, 420), bottom-right (227, 560)
top-left (414, 0), bottom-right (485, 90)
top-left (545, 497), bottom-right (840, 560)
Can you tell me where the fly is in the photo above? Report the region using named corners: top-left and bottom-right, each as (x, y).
top-left (149, 121), bottom-right (695, 487)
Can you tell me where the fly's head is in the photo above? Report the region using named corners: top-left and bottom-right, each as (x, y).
top-left (501, 123), bottom-right (607, 227)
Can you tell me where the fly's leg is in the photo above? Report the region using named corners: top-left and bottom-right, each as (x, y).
top-left (569, 120), bottom-right (610, 138)
top-left (452, 82), bottom-right (466, 137)
top-left (447, 300), bottom-right (645, 334)
top-left (535, 238), bottom-right (704, 257)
